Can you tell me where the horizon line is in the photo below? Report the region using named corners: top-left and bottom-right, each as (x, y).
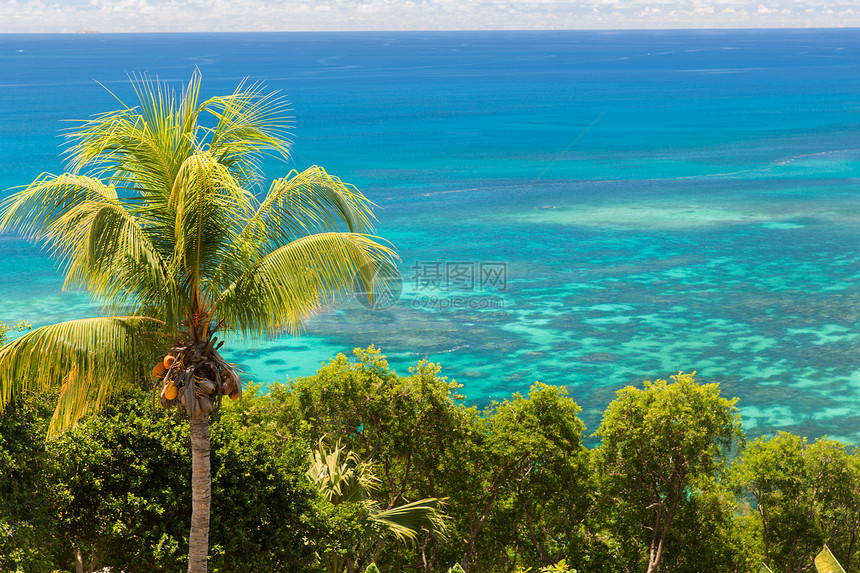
top-left (1, 25), bottom-right (860, 35)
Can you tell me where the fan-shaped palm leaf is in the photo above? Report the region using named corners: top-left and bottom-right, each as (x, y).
top-left (368, 498), bottom-right (449, 544)
top-left (307, 439), bottom-right (380, 505)
top-left (307, 440), bottom-right (449, 549)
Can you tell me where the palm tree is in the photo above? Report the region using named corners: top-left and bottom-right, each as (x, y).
top-left (0, 72), bottom-right (397, 573)
top-left (307, 439), bottom-right (448, 573)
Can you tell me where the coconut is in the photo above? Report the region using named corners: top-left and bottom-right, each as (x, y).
top-left (152, 362), bottom-right (167, 378)
top-left (197, 378), bottom-right (216, 395)
top-left (164, 383), bottom-right (178, 401)
top-left (163, 354), bottom-right (176, 369)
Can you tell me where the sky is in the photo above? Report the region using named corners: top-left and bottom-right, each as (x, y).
top-left (0, 0), bottom-right (858, 33)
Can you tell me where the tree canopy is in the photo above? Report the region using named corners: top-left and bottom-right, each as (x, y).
top-left (594, 372), bottom-right (744, 573)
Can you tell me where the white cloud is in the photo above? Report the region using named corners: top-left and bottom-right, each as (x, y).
top-left (0, 0), bottom-right (858, 31)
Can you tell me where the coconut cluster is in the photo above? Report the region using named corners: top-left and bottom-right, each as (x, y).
top-left (155, 335), bottom-right (240, 418)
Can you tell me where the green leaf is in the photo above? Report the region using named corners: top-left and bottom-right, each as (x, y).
top-left (815, 545), bottom-right (846, 573)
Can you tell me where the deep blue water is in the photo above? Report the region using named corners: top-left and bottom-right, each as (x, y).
top-left (2, 30), bottom-right (860, 440)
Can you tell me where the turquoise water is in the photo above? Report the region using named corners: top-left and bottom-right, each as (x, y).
top-left (2, 30), bottom-right (860, 440)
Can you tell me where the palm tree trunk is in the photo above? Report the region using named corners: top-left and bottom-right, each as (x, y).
top-left (188, 412), bottom-right (211, 573)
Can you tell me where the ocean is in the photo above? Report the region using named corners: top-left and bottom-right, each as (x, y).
top-left (1, 29), bottom-right (860, 440)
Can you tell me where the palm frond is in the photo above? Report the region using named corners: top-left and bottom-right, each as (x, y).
top-left (169, 151), bottom-right (255, 301)
top-left (368, 498), bottom-right (450, 543)
top-left (210, 166), bottom-right (379, 292)
top-left (0, 173), bottom-right (176, 318)
top-left (307, 439), bottom-right (379, 505)
top-left (246, 165), bottom-right (377, 244)
top-left (0, 316), bottom-right (164, 435)
top-left (63, 72), bottom-right (200, 195)
top-left (179, 70), bottom-right (203, 142)
top-left (307, 440), bottom-right (449, 544)
top-left (62, 107), bottom-right (140, 176)
top-left (64, 108), bottom-right (179, 194)
top-left (0, 173), bottom-right (116, 239)
top-left (213, 232), bottom-right (398, 336)
top-left (204, 78), bottom-right (293, 181)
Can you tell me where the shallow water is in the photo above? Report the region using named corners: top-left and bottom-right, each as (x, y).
top-left (2, 30), bottom-right (860, 440)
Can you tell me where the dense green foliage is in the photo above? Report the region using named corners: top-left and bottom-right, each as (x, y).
top-left (0, 393), bottom-right (63, 572)
top-left (1, 389), bottom-right (321, 573)
top-left (731, 432), bottom-right (860, 572)
top-left (1, 346), bottom-right (858, 572)
top-left (594, 372), bottom-right (745, 573)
